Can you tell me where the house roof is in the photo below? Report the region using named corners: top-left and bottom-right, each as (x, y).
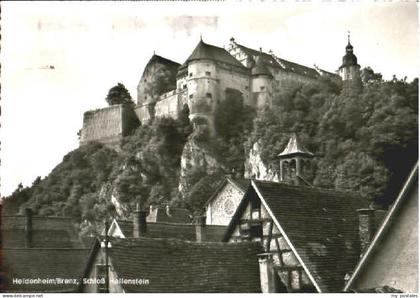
top-left (277, 133), bottom-right (314, 158)
top-left (1, 216), bottom-right (83, 248)
top-left (343, 162), bottom-right (419, 292)
top-left (180, 39), bottom-right (245, 69)
top-left (114, 220), bottom-right (226, 242)
top-left (224, 180), bottom-right (367, 292)
top-left (147, 206), bottom-right (192, 223)
top-left (2, 248), bottom-right (90, 292)
top-left (106, 237), bottom-right (262, 292)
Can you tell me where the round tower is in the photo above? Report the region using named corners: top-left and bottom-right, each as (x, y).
top-left (251, 55), bottom-right (273, 109)
top-left (338, 33), bottom-right (361, 81)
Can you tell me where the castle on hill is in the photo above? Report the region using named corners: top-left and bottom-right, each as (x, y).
top-left (79, 36), bottom-right (361, 147)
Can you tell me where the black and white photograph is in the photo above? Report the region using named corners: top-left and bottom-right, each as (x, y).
top-left (0, 1), bottom-right (418, 294)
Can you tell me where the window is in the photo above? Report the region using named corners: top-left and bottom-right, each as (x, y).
top-left (206, 93), bottom-right (212, 98)
top-left (189, 73), bottom-right (193, 77)
top-left (260, 86), bottom-right (266, 91)
top-left (245, 86), bottom-right (249, 90)
top-left (183, 84), bottom-right (187, 89)
top-left (189, 94), bottom-right (193, 99)
top-left (249, 224), bottom-right (263, 239)
top-left (96, 264), bottom-right (109, 293)
top-left (205, 71), bottom-right (211, 76)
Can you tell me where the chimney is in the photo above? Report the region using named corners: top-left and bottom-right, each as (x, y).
top-left (165, 205), bottom-right (171, 217)
top-left (357, 208), bottom-right (376, 255)
top-left (133, 205), bottom-right (147, 238)
top-left (25, 208), bottom-right (33, 248)
top-left (194, 216), bottom-right (206, 243)
top-left (258, 253), bottom-right (277, 293)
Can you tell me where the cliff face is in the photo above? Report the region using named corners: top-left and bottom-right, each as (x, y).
top-left (244, 142), bottom-right (279, 182)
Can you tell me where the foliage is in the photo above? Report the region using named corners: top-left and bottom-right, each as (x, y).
top-left (249, 74), bottom-right (418, 206)
top-left (105, 83), bottom-right (134, 106)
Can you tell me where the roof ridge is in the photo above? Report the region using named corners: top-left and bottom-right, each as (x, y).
top-left (253, 179), bottom-right (362, 198)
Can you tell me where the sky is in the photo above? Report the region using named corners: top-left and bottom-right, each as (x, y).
top-left (1, 1), bottom-right (419, 197)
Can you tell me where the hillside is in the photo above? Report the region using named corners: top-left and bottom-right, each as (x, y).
top-left (3, 73), bottom-right (417, 237)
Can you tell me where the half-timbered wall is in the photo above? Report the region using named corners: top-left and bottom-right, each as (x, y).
top-left (228, 189), bottom-right (316, 292)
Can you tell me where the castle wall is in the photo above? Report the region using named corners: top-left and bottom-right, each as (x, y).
top-left (154, 90), bottom-right (179, 119)
top-left (217, 65), bottom-right (251, 106)
top-left (80, 104), bottom-right (138, 147)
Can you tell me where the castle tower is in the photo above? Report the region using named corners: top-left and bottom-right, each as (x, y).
top-left (251, 55), bottom-right (273, 109)
top-left (177, 37), bottom-right (249, 136)
top-left (277, 133), bottom-right (314, 186)
top-left (338, 33), bottom-right (361, 82)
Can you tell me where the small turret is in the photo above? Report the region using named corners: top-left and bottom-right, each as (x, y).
top-left (251, 55), bottom-right (273, 109)
top-left (338, 32), bottom-right (361, 82)
top-left (277, 133), bottom-right (314, 185)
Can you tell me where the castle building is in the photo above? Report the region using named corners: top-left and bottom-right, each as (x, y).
top-left (80, 37), bottom-right (358, 147)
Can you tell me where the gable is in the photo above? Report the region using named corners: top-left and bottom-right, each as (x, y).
top-left (224, 186), bottom-right (317, 292)
top-left (206, 180), bottom-right (246, 225)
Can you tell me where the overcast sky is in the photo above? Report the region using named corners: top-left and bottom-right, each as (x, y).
top-left (1, 1), bottom-right (419, 197)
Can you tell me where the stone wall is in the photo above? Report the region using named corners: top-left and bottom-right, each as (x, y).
top-left (80, 104), bottom-right (138, 148)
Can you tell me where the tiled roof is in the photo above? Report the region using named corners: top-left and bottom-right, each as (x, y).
top-left (116, 220), bottom-right (195, 241)
top-left (252, 181), bottom-right (366, 292)
top-left (252, 56), bottom-right (272, 77)
top-left (201, 225), bottom-right (227, 242)
top-left (147, 207), bottom-right (192, 223)
top-left (181, 40), bottom-right (245, 69)
top-left (115, 220), bottom-right (226, 242)
top-left (229, 177), bottom-right (251, 192)
top-left (107, 237), bottom-right (262, 292)
top-left (2, 248), bottom-right (90, 292)
top-left (277, 133), bottom-right (314, 158)
top-left (236, 43), bottom-right (332, 79)
top-left (1, 216), bottom-right (83, 248)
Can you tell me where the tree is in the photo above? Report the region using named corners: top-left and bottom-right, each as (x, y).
top-left (105, 83), bottom-right (134, 106)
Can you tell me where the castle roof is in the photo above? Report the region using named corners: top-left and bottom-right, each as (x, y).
top-left (181, 39), bottom-right (245, 69)
top-left (251, 55), bottom-right (273, 77)
top-left (235, 42), bottom-right (339, 80)
top-left (277, 133), bottom-right (314, 158)
top-left (339, 38), bottom-right (360, 69)
top-left (141, 54), bottom-right (181, 77)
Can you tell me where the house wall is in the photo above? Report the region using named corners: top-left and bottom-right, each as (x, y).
top-left (83, 249), bottom-right (125, 293)
top-left (206, 182), bottom-right (245, 226)
top-left (353, 186), bottom-right (418, 293)
top-left (228, 192), bottom-right (315, 292)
